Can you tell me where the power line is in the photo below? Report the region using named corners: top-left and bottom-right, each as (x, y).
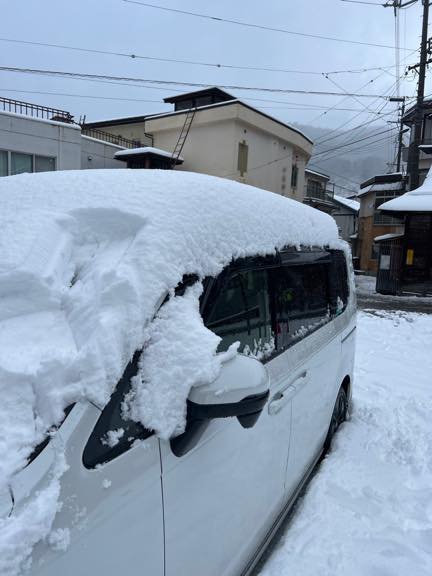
top-left (312, 131), bottom-right (398, 163)
top-left (123, 0), bottom-right (414, 50)
top-left (0, 88), bottom-right (165, 104)
top-left (313, 126), bottom-right (396, 156)
top-left (0, 87), bottom-right (396, 114)
top-left (0, 65), bottom-right (399, 99)
top-left (0, 37), bottom-right (401, 77)
top-left (307, 164), bottom-right (361, 186)
top-left (314, 110), bottom-right (394, 147)
top-left (308, 47), bottom-right (417, 125)
top-left (340, 0), bottom-right (385, 5)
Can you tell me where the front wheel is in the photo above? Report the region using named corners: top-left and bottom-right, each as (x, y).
top-left (323, 386), bottom-right (347, 454)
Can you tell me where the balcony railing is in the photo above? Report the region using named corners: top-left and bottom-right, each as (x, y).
top-left (304, 184), bottom-right (333, 202)
top-left (81, 127), bottom-right (141, 149)
top-left (0, 96), bottom-right (74, 123)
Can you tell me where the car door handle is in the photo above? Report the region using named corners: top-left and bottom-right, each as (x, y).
top-left (268, 371), bottom-right (308, 415)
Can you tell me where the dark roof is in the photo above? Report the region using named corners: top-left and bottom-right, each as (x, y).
top-left (305, 168), bottom-right (330, 180)
top-left (85, 99), bottom-right (314, 145)
top-left (163, 87), bottom-right (234, 105)
top-left (84, 115), bottom-right (148, 129)
top-left (360, 172), bottom-right (404, 189)
top-left (403, 98), bottom-right (432, 125)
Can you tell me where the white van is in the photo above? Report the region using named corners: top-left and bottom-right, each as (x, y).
top-left (0, 170), bottom-right (356, 576)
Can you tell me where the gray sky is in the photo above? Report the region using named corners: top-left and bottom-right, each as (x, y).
top-left (0, 0), bottom-right (428, 130)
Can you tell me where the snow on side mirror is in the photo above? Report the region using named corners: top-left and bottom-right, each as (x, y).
top-left (171, 355), bottom-right (269, 457)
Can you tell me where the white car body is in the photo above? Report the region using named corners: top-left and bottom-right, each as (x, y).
top-left (0, 170), bottom-right (355, 576)
top-left (17, 253), bottom-right (355, 576)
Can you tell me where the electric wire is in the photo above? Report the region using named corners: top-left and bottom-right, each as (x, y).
top-left (0, 65), bottom-right (397, 98)
top-left (0, 37), bottom-right (402, 77)
top-left (122, 0), bottom-right (415, 50)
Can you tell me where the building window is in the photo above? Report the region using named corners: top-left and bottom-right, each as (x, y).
top-left (423, 115), bottom-right (432, 144)
top-left (11, 152), bottom-right (33, 175)
top-left (0, 150), bottom-right (7, 177)
top-left (291, 164), bottom-right (298, 189)
top-left (0, 151), bottom-right (56, 177)
top-left (35, 155), bottom-right (56, 172)
top-left (374, 190), bottom-right (404, 225)
top-left (306, 179), bottom-right (325, 199)
top-left (237, 140), bottom-right (248, 176)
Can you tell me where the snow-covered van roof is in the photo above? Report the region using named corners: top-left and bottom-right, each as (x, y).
top-left (0, 167), bottom-right (339, 445)
top-left (380, 167), bottom-right (432, 212)
top-left (0, 170), bottom-right (340, 570)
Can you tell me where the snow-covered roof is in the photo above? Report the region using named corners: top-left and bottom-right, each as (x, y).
top-left (374, 233), bottom-right (404, 242)
top-left (332, 194), bottom-right (360, 212)
top-left (114, 146), bottom-right (182, 160)
top-left (357, 180), bottom-right (405, 197)
top-left (380, 166), bottom-right (432, 212)
top-left (305, 168), bottom-right (330, 180)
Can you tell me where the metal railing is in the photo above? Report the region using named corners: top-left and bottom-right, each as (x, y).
top-left (0, 96), bottom-right (74, 122)
top-left (304, 183), bottom-right (330, 201)
top-left (81, 127), bottom-right (141, 149)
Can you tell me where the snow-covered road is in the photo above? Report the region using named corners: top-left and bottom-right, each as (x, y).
top-left (258, 310), bottom-right (432, 576)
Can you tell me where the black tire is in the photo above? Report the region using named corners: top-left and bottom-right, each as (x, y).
top-left (323, 386), bottom-right (348, 454)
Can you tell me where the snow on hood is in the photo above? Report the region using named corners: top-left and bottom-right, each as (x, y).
top-left (380, 167), bottom-right (432, 212)
top-left (0, 169), bottom-right (339, 482)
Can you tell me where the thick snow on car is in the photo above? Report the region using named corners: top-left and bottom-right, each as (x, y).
top-left (0, 170), bottom-right (356, 576)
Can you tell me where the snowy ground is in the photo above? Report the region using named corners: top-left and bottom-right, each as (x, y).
top-left (257, 310), bottom-right (432, 576)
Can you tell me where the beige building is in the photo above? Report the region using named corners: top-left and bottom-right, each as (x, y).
top-left (84, 88), bottom-right (313, 201)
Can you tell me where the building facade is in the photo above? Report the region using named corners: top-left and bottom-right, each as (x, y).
top-left (84, 88), bottom-right (313, 201)
top-left (376, 169), bottom-right (432, 296)
top-left (0, 97), bottom-right (125, 177)
top-left (355, 173), bottom-right (406, 273)
top-left (303, 168), bottom-right (359, 245)
top-left (402, 98), bottom-right (432, 187)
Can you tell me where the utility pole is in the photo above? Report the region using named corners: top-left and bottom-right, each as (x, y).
top-left (389, 97), bottom-right (406, 172)
top-left (396, 99), bottom-right (406, 172)
top-left (406, 0), bottom-right (430, 190)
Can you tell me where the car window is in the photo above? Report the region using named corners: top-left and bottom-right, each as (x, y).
top-left (328, 250), bottom-right (349, 314)
top-left (204, 268), bottom-right (273, 357)
top-left (270, 263), bottom-right (330, 351)
top-left (82, 351), bottom-right (153, 469)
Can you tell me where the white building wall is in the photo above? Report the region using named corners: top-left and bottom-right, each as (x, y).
top-left (81, 136), bottom-right (125, 169)
top-left (0, 111), bottom-right (81, 170)
top-left (331, 205), bottom-right (358, 242)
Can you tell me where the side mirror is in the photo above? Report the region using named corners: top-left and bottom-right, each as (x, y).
top-left (171, 355), bottom-right (269, 457)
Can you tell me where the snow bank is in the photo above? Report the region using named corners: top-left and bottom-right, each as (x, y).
top-left (0, 169), bottom-right (339, 573)
top-left (259, 310), bottom-right (432, 576)
top-left (380, 166), bottom-right (432, 212)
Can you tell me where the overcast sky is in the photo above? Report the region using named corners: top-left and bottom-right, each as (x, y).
top-left (1, 0), bottom-right (429, 131)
